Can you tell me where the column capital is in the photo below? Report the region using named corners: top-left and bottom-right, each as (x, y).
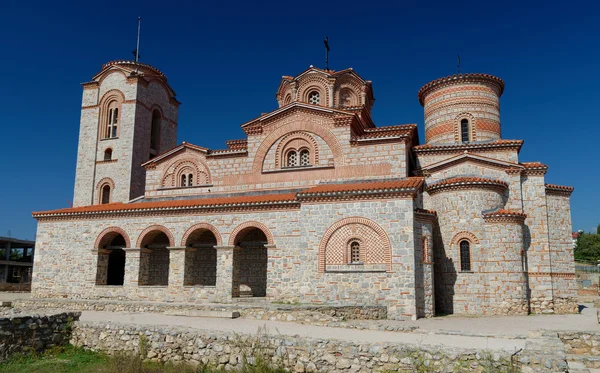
top-left (215, 245), bottom-right (235, 250)
top-left (167, 246), bottom-right (187, 251)
top-left (265, 244), bottom-right (277, 249)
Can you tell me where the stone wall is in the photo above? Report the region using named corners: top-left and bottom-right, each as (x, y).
top-left (13, 299), bottom-right (387, 324)
top-left (0, 310), bottom-right (80, 361)
top-left (32, 199), bottom-right (417, 319)
top-left (559, 331), bottom-right (600, 356)
top-left (71, 321), bottom-right (521, 372)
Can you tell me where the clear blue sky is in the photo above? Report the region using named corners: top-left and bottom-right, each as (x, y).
top-left (1, 0), bottom-right (598, 240)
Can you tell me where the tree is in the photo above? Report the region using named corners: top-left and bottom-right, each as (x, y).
top-left (597, 224), bottom-right (600, 235)
top-left (574, 232), bottom-right (600, 262)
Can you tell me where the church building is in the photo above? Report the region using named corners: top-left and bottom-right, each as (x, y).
top-left (31, 60), bottom-right (577, 319)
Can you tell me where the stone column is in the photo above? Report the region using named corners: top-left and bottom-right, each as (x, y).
top-left (123, 248), bottom-right (142, 288)
top-left (92, 249), bottom-right (110, 285)
top-left (215, 246), bottom-right (235, 302)
top-left (2, 242), bottom-right (10, 283)
top-left (167, 247), bottom-right (186, 292)
top-left (328, 82), bottom-right (334, 108)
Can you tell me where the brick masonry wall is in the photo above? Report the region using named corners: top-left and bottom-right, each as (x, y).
top-left (143, 110), bottom-right (408, 199)
top-left (421, 81), bottom-right (502, 145)
top-left (32, 199), bottom-right (417, 319)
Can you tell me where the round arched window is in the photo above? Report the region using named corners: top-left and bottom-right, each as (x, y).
top-left (308, 91), bottom-right (320, 105)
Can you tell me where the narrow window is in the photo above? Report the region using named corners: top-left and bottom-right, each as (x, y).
top-left (104, 148), bottom-right (112, 161)
top-left (350, 241), bottom-right (361, 263)
top-left (460, 240), bottom-right (471, 271)
top-left (300, 149), bottom-right (310, 166)
top-left (287, 151), bottom-right (298, 167)
top-left (308, 91), bottom-right (320, 105)
top-left (105, 104), bottom-right (119, 139)
top-left (181, 174), bottom-right (187, 187)
top-left (150, 110), bottom-right (161, 153)
top-left (188, 173), bottom-right (193, 187)
top-left (460, 119), bottom-right (469, 143)
top-left (101, 185), bottom-right (111, 204)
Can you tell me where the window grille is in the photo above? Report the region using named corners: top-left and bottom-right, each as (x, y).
top-left (287, 151), bottom-right (298, 167)
top-left (350, 241), bottom-right (361, 263)
top-left (460, 240), bottom-right (471, 271)
top-left (308, 91), bottom-right (320, 105)
top-left (300, 149), bottom-right (310, 166)
top-left (460, 119), bottom-right (469, 142)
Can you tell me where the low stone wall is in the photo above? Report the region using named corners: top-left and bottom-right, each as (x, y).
top-left (0, 309), bottom-right (80, 361)
top-left (576, 272), bottom-right (599, 293)
top-left (14, 298), bottom-right (386, 324)
top-left (71, 321), bottom-right (522, 372)
top-left (559, 331), bottom-right (600, 356)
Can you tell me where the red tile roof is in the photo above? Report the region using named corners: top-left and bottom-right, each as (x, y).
top-left (297, 178), bottom-right (424, 197)
top-left (545, 184), bottom-right (575, 192)
top-left (418, 73), bottom-right (505, 105)
top-left (33, 193), bottom-right (298, 217)
top-left (482, 209), bottom-right (527, 218)
top-left (413, 139), bottom-right (523, 152)
top-left (520, 162), bottom-right (548, 169)
top-left (426, 177), bottom-right (508, 192)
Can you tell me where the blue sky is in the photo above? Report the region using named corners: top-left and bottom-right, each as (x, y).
top-left (0, 0), bottom-right (598, 240)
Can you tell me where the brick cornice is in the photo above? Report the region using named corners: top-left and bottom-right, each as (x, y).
top-left (482, 209), bottom-right (527, 224)
top-left (426, 177), bottom-right (507, 195)
top-left (545, 183), bottom-right (574, 197)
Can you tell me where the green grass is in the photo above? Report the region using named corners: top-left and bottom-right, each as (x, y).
top-left (0, 345), bottom-right (287, 373)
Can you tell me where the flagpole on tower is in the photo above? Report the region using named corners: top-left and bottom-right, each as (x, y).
top-left (135, 17), bottom-right (141, 63)
top-left (457, 54), bottom-right (461, 74)
top-left (324, 36), bottom-right (330, 71)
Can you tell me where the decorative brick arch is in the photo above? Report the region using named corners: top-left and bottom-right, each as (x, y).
top-left (94, 226), bottom-right (131, 249)
top-left (450, 231), bottom-right (480, 245)
top-left (95, 177), bottom-right (115, 204)
top-left (161, 158), bottom-right (211, 187)
top-left (228, 221), bottom-right (274, 246)
top-left (181, 223), bottom-right (223, 247)
top-left (297, 74), bottom-right (330, 104)
top-left (454, 112), bottom-right (477, 143)
top-left (274, 131), bottom-right (319, 168)
top-left (253, 121), bottom-right (345, 173)
top-left (318, 217), bottom-right (392, 273)
top-left (135, 225), bottom-right (175, 248)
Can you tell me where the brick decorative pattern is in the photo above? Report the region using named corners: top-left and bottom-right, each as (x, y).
top-left (181, 223), bottom-right (223, 247)
top-left (318, 217), bottom-right (392, 273)
top-left (135, 225), bottom-right (175, 248)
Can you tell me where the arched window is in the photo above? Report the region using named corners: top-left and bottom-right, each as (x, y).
top-left (459, 240), bottom-right (471, 271)
top-left (460, 119), bottom-right (470, 143)
top-left (105, 102), bottom-right (119, 139)
top-left (188, 173), bottom-right (193, 186)
top-left (286, 150), bottom-right (298, 167)
top-left (104, 148), bottom-right (112, 161)
top-left (181, 174), bottom-right (187, 187)
top-left (150, 110), bottom-right (161, 156)
top-left (308, 91), bottom-right (320, 105)
top-left (101, 184), bottom-right (111, 204)
top-left (300, 149), bottom-right (310, 166)
top-left (284, 94), bottom-right (292, 105)
top-left (350, 241), bottom-right (361, 263)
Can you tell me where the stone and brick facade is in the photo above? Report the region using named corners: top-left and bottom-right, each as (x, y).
top-left (31, 62), bottom-right (577, 319)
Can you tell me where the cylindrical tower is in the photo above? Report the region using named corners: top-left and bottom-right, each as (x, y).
top-left (418, 74), bottom-right (504, 145)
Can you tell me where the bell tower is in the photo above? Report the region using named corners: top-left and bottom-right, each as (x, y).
top-left (73, 61), bottom-right (179, 207)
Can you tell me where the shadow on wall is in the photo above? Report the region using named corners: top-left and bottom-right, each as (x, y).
top-left (523, 224), bottom-right (532, 313)
top-left (434, 230), bottom-right (456, 315)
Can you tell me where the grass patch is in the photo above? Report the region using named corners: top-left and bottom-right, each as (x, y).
top-left (0, 345), bottom-right (288, 373)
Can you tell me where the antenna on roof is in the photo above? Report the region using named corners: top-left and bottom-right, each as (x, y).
top-left (324, 36), bottom-right (330, 71)
top-left (457, 54), bottom-right (461, 74)
top-left (132, 17), bottom-right (142, 68)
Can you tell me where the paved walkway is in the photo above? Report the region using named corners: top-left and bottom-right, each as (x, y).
top-left (403, 303), bottom-right (599, 336)
top-left (81, 310), bottom-right (527, 352)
